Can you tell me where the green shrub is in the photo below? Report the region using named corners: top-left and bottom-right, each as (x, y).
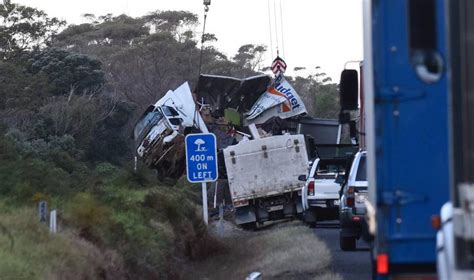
top-left (108, 210), bottom-right (172, 278)
top-left (68, 193), bottom-right (113, 242)
top-left (95, 162), bottom-right (119, 177)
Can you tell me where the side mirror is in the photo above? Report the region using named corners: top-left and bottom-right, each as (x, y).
top-left (339, 69), bottom-right (359, 111)
top-left (335, 175), bottom-right (345, 185)
top-left (298, 175), bottom-right (307, 181)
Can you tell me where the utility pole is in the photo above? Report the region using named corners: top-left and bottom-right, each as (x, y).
top-left (198, 0), bottom-right (211, 75)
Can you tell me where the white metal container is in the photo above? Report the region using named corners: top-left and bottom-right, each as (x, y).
top-left (223, 134), bottom-right (309, 202)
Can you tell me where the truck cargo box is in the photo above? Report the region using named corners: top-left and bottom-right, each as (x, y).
top-left (223, 134), bottom-right (309, 202)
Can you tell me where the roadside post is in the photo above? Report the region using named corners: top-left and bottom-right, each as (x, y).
top-left (50, 209), bottom-right (57, 233)
top-left (185, 133), bottom-right (218, 225)
top-left (38, 200), bottom-right (48, 223)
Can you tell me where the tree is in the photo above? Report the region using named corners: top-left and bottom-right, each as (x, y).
top-left (54, 14), bottom-right (148, 53)
top-left (290, 67), bottom-right (339, 118)
top-left (142, 10), bottom-right (198, 41)
top-left (38, 93), bottom-right (117, 147)
top-left (233, 44), bottom-right (267, 72)
top-left (0, 61), bottom-right (45, 110)
top-left (28, 48), bottom-right (105, 96)
top-left (0, 2), bottom-right (64, 60)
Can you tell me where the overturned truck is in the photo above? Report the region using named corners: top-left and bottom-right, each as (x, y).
top-left (133, 73), bottom-right (312, 226)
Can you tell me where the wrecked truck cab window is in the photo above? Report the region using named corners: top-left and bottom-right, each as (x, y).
top-left (133, 111), bottom-right (163, 139)
top-left (168, 118), bottom-right (182, 126)
top-left (161, 106), bottom-right (180, 117)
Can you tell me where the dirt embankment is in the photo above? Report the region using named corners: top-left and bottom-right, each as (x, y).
top-left (186, 219), bottom-right (342, 280)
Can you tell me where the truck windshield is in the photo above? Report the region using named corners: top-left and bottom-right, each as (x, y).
top-left (133, 110), bottom-right (163, 140)
top-left (161, 105), bottom-right (180, 117)
top-left (356, 156), bottom-right (367, 181)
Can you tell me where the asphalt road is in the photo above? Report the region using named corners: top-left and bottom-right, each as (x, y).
top-left (314, 221), bottom-right (372, 280)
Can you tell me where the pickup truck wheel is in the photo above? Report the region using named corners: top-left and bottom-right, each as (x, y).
top-left (339, 232), bottom-right (356, 251)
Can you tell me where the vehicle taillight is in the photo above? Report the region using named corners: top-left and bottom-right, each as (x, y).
top-left (308, 181), bottom-right (315, 196)
top-left (346, 197), bottom-right (354, 207)
top-left (431, 215), bottom-right (441, 230)
top-left (377, 253), bottom-right (389, 275)
top-left (348, 187), bottom-right (355, 193)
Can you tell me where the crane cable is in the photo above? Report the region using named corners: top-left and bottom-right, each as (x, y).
top-left (267, 0), bottom-right (286, 60)
top-left (267, 0), bottom-right (274, 58)
top-left (273, 0), bottom-right (280, 56)
top-left (279, 0), bottom-right (285, 58)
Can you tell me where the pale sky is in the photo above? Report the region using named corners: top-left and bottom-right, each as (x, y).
top-left (15, 0), bottom-right (363, 81)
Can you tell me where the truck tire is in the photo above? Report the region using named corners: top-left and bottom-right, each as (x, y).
top-left (339, 232), bottom-right (356, 251)
top-left (304, 208), bottom-right (317, 227)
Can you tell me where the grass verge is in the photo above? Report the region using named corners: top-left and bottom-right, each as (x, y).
top-left (0, 207), bottom-right (125, 280)
top-left (189, 221), bottom-right (342, 279)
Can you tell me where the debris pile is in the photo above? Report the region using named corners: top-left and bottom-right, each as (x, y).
top-left (133, 73), bottom-right (308, 180)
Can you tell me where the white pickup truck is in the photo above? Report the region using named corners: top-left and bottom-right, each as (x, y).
top-left (223, 134), bottom-right (309, 228)
top-left (299, 145), bottom-right (358, 227)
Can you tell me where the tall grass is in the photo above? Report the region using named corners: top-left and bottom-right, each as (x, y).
top-left (0, 207), bottom-right (125, 280)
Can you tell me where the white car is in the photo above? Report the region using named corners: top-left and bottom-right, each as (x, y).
top-left (339, 150), bottom-right (368, 250)
top-left (300, 157), bottom-right (347, 227)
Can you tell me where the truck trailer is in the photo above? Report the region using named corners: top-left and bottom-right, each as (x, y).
top-left (339, 0), bottom-right (452, 278)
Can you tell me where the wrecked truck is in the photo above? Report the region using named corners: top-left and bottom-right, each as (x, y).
top-left (133, 73), bottom-right (312, 225)
top-left (224, 134), bottom-right (309, 228)
top-left (133, 82), bottom-right (207, 180)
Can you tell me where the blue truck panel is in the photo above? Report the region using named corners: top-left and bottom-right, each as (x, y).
top-left (372, 0), bottom-right (450, 273)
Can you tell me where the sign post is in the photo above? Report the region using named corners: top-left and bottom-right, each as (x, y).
top-left (185, 133), bottom-right (218, 225)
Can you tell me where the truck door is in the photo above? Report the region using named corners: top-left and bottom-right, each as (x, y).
top-left (372, 0), bottom-right (450, 269)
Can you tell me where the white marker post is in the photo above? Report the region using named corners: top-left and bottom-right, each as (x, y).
top-left (50, 210), bottom-right (57, 234)
top-left (185, 133), bottom-right (218, 226)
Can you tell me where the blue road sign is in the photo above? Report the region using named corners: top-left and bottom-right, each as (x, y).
top-left (185, 133), bottom-right (218, 183)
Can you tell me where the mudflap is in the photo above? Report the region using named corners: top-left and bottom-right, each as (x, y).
top-left (235, 206), bottom-right (257, 225)
top-left (304, 208), bottom-right (317, 223)
top-left (296, 197), bottom-right (303, 214)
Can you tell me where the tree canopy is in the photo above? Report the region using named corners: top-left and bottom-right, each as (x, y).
top-left (0, 2), bottom-right (64, 60)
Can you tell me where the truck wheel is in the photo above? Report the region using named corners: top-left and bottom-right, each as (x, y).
top-left (339, 232), bottom-right (356, 251)
top-left (304, 209), bottom-right (317, 227)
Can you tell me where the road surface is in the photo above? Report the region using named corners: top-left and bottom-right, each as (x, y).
top-left (314, 221), bottom-right (372, 280)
